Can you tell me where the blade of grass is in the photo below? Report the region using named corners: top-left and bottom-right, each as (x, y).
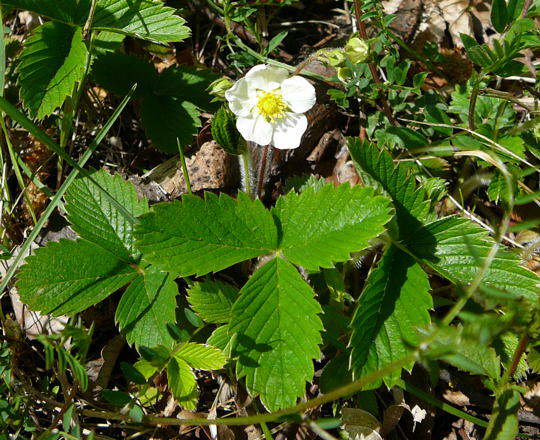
top-left (1, 117), bottom-right (38, 224)
top-left (0, 94), bottom-right (136, 224)
top-left (0, 86), bottom-right (136, 296)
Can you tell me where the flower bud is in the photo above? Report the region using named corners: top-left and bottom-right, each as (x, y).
top-left (318, 48), bottom-right (346, 67)
top-left (344, 37), bottom-right (370, 64)
top-left (208, 77), bottom-right (234, 102)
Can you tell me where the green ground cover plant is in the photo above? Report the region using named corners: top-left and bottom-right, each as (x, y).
top-left (0, 0), bottom-right (538, 439)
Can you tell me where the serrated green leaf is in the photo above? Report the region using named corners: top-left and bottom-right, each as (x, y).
top-left (167, 358), bottom-right (198, 410)
top-left (92, 54), bottom-right (217, 153)
top-left (435, 328), bottom-right (501, 379)
top-left (134, 359), bottom-right (158, 380)
top-left (17, 239), bottom-right (137, 315)
top-left (157, 65), bottom-right (219, 112)
top-left (491, 0), bottom-right (509, 33)
top-left (65, 169), bottom-right (148, 262)
top-left (349, 245), bottom-right (432, 388)
top-left (135, 192), bottom-right (278, 276)
top-left (273, 183), bottom-right (392, 270)
top-left (496, 333), bottom-right (528, 379)
top-left (92, 0), bottom-right (190, 43)
top-left (348, 139), bottom-right (430, 237)
top-left (92, 30), bottom-right (125, 54)
top-left (207, 325), bottom-right (230, 351)
top-left (120, 362), bottom-right (147, 384)
top-left (211, 106), bottom-right (243, 155)
top-left (405, 216), bottom-right (539, 303)
top-left (18, 23), bottom-right (88, 118)
top-left (102, 390), bottom-right (132, 406)
top-left (484, 388), bottom-right (520, 440)
top-left (0, 0), bottom-right (91, 24)
top-left (187, 280), bottom-right (238, 324)
top-left (140, 95), bottom-right (200, 153)
top-left (116, 268), bottom-right (178, 348)
top-left (529, 343), bottom-right (540, 373)
top-left (229, 257), bottom-right (323, 411)
top-left (174, 343), bottom-right (226, 370)
top-left (91, 53), bottom-right (158, 98)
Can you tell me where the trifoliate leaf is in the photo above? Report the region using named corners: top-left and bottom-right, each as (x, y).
top-left (187, 280), bottom-right (239, 324)
top-left (348, 139), bottom-right (431, 237)
top-left (229, 257), bottom-right (323, 411)
top-left (65, 169), bottom-right (148, 262)
top-left (484, 388), bottom-right (520, 440)
top-left (349, 245), bottom-right (432, 388)
top-left (0, 0), bottom-right (91, 24)
top-left (405, 216), bottom-right (539, 303)
top-left (92, 0), bottom-right (190, 43)
top-left (167, 358), bottom-right (198, 410)
top-left (135, 192), bottom-right (278, 276)
top-left (140, 95), bottom-right (200, 153)
top-left (116, 268), bottom-right (178, 348)
top-left (18, 23), bottom-right (88, 118)
top-left (17, 239), bottom-right (137, 315)
top-left (174, 343), bottom-right (226, 370)
top-left (273, 183), bottom-right (392, 270)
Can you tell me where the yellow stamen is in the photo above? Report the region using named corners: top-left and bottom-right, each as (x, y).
top-left (256, 90), bottom-right (287, 122)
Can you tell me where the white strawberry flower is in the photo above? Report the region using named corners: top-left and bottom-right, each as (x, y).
top-left (225, 64), bottom-right (316, 150)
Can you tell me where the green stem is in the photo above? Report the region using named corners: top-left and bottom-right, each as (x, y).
top-left (500, 333), bottom-right (529, 386)
top-left (492, 100), bottom-right (508, 141)
top-left (177, 140), bottom-right (192, 195)
top-left (260, 421), bottom-right (274, 439)
top-left (468, 75), bottom-right (484, 131)
top-left (240, 150), bottom-right (253, 198)
top-left (39, 350), bottom-right (421, 427)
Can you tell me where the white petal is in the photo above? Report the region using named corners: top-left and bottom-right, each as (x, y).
top-left (245, 64), bottom-right (289, 92)
top-left (225, 78), bottom-right (257, 117)
top-left (236, 114), bottom-right (274, 146)
top-left (272, 113), bottom-right (307, 150)
top-left (281, 76), bottom-right (316, 113)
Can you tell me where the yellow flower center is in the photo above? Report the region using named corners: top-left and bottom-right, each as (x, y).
top-left (256, 90), bottom-right (287, 122)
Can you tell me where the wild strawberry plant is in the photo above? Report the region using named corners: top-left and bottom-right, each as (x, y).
top-left (0, 0), bottom-right (539, 439)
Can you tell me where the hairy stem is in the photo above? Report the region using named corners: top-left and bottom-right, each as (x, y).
top-left (36, 350), bottom-right (421, 427)
top-left (256, 145), bottom-right (273, 200)
top-left (240, 150), bottom-right (253, 198)
top-left (507, 333), bottom-right (529, 380)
